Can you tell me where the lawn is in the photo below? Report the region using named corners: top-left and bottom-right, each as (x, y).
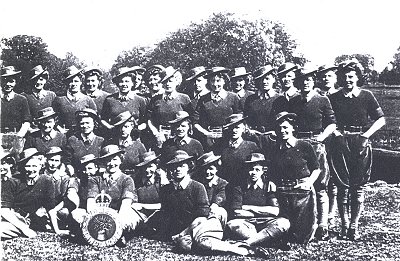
top-left (2, 181), bottom-right (400, 261)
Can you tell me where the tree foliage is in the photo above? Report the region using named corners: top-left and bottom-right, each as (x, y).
top-left (379, 46), bottom-right (400, 85)
top-left (112, 13), bottom-right (305, 76)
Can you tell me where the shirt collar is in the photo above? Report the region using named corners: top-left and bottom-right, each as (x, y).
top-left (211, 89), bottom-right (228, 100)
top-left (302, 89), bottom-right (317, 102)
top-left (119, 136), bottom-right (133, 147)
top-left (174, 136), bottom-right (191, 145)
top-left (163, 91), bottom-right (178, 100)
top-left (281, 136), bottom-right (297, 148)
top-left (142, 175), bottom-right (155, 186)
top-left (258, 89), bottom-right (277, 99)
top-left (1, 91), bottom-right (15, 101)
top-left (174, 175), bottom-right (191, 190)
top-left (118, 91), bottom-right (134, 101)
top-left (247, 178), bottom-right (264, 189)
top-left (208, 175), bottom-right (219, 187)
top-left (229, 137), bottom-right (243, 149)
top-left (236, 89), bottom-right (246, 98)
top-left (343, 87), bottom-right (361, 98)
top-left (284, 87), bottom-right (299, 100)
top-left (81, 132), bottom-right (95, 143)
top-left (194, 89), bottom-right (209, 99)
top-left (41, 129), bottom-right (57, 140)
top-left (32, 89), bottom-right (46, 99)
top-left (85, 89), bottom-right (101, 98)
top-left (67, 91), bottom-right (85, 101)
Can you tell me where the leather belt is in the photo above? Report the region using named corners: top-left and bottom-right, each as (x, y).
top-left (297, 130), bottom-right (322, 138)
top-left (340, 125), bottom-right (366, 134)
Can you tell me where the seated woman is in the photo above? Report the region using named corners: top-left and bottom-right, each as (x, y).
top-left (104, 111), bottom-right (146, 176)
top-left (24, 107), bottom-right (67, 153)
top-left (226, 153), bottom-right (290, 247)
top-left (133, 151), bottom-right (167, 236)
top-left (1, 148), bottom-right (55, 239)
top-left (159, 150), bottom-right (210, 240)
top-left (194, 151), bottom-right (228, 221)
top-left (87, 145), bottom-right (142, 246)
top-left (65, 108), bottom-right (104, 170)
top-left (160, 111), bottom-right (203, 164)
top-left (269, 112), bottom-right (321, 244)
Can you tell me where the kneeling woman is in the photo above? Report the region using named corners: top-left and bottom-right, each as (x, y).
top-left (87, 145), bottom-right (142, 245)
top-left (269, 112), bottom-right (321, 244)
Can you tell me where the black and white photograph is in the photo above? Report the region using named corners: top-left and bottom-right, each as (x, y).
top-left (1, 0), bottom-right (399, 260)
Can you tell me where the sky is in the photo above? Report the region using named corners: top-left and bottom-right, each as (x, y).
top-left (1, 0), bottom-right (400, 71)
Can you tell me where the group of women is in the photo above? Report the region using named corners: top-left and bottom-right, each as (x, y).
top-left (0, 59), bottom-right (385, 255)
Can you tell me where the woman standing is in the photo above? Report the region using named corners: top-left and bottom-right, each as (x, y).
top-left (229, 67), bottom-right (253, 110)
top-left (82, 67), bottom-right (109, 113)
top-left (270, 112), bottom-right (320, 244)
top-left (328, 59), bottom-right (385, 240)
top-left (52, 66), bottom-right (97, 134)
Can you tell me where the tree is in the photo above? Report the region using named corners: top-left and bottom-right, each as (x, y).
top-left (379, 46), bottom-right (400, 85)
top-left (334, 53), bottom-right (378, 85)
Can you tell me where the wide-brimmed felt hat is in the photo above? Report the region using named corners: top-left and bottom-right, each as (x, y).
top-left (45, 147), bottom-right (63, 157)
top-left (112, 67), bottom-right (136, 83)
top-left (197, 151), bottom-right (221, 168)
top-left (99, 145), bottom-right (125, 160)
top-left (275, 111), bottom-right (297, 124)
top-left (295, 64), bottom-right (318, 80)
top-left (165, 150), bottom-right (194, 166)
top-left (253, 65), bottom-right (276, 80)
top-left (1, 153), bottom-right (15, 165)
top-left (130, 66), bottom-right (146, 75)
top-left (1, 66), bottom-right (21, 78)
top-left (136, 151), bottom-right (160, 167)
top-left (35, 107), bottom-right (57, 121)
top-left (223, 114), bottom-right (247, 129)
top-left (185, 66), bottom-right (207, 81)
top-left (338, 59), bottom-right (364, 75)
top-left (230, 67), bottom-right (251, 79)
top-left (29, 65), bottom-right (49, 81)
top-left (84, 66), bottom-right (103, 76)
top-left (63, 65), bottom-right (83, 81)
top-left (206, 67), bottom-right (230, 77)
top-left (161, 66), bottom-right (178, 83)
top-left (112, 111), bottom-right (135, 127)
top-left (317, 65), bottom-right (338, 75)
top-left (244, 153), bottom-right (266, 164)
top-left (168, 111), bottom-right (190, 125)
top-left (75, 108), bottom-right (99, 122)
top-left (277, 63), bottom-right (298, 77)
top-left (18, 148), bottom-right (40, 164)
top-left (146, 65), bottom-right (165, 75)
top-left (80, 154), bottom-right (97, 165)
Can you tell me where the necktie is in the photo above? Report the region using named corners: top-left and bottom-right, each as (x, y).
top-left (177, 184), bottom-right (183, 191)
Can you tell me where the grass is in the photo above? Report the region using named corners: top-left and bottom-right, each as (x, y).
top-left (2, 181), bottom-right (400, 261)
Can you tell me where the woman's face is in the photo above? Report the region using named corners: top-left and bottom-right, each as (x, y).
top-left (79, 116), bottom-right (95, 134)
top-left (173, 120), bottom-right (190, 138)
top-left (228, 123), bottom-right (245, 140)
top-left (1, 77), bottom-right (17, 93)
top-left (118, 76), bottom-right (133, 94)
top-left (260, 74), bottom-right (275, 91)
top-left (39, 117), bottom-right (56, 134)
top-left (67, 76), bottom-right (82, 93)
top-left (210, 75), bottom-right (225, 93)
top-left (106, 155), bottom-right (122, 174)
top-left (33, 76), bottom-right (47, 91)
top-left (171, 162), bottom-right (189, 180)
top-left (301, 76), bottom-right (314, 93)
top-left (148, 74), bottom-right (162, 92)
top-left (248, 163), bottom-right (263, 183)
top-left (194, 76), bottom-right (207, 93)
top-left (46, 154), bottom-right (62, 173)
top-left (280, 71), bottom-right (296, 90)
top-left (232, 77), bottom-right (245, 92)
top-left (85, 75), bottom-right (100, 93)
top-left (163, 75), bottom-right (178, 94)
top-left (205, 164), bottom-right (218, 180)
top-left (277, 120), bottom-right (295, 141)
top-left (343, 70), bottom-right (359, 90)
top-left (144, 163), bottom-right (157, 179)
top-left (24, 157), bottom-right (42, 180)
top-left (0, 161), bottom-right (13, 178)
top-left (321, 70), bottom-right (337, 89)
top-left (120, 121), bottom-right (134, 139)
top-left (83, 162), bottom-right (98, 176)
top-left (134, 74), bottom-right (143, 89)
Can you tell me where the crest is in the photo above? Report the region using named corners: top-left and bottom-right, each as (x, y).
top-left (81, 191), bottom-right (123, 247)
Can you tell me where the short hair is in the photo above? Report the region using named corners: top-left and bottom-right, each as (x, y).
top-left (207, 72), bottom-right (230, 90)
top-left (85, 70), bottom-right (104, 87)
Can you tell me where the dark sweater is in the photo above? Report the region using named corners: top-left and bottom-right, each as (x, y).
top-left (86, 89), bottom-right (110, 113)
top-left (52, 95), bottom-right (97, 129)
top-left (329, 89), bottom-right (384, 127)
top-left (1, 93), bottom-right (31, 131)
top-left (101, 92), bottom-right (147, 124)
top-left (160, 137), bottom-right (204, 164)
top-left (160, 179), bottom-right (210, 236)
top-left (65, 134), bottom-right (104, 167)
top-left (24, 130), bottom-right (67, 153)
top-left (193, 92), bottom-right (242, 128)
top-left (244, 93), bottom-right (279, 131)
top-left (104, 137), bottom-right (147, 171)
top-left (289, 93), bottom-right (336, 131)
top-left (23, 90), bottom-right (56, 119)
top-left (203, 176), bottom-right (228, 207)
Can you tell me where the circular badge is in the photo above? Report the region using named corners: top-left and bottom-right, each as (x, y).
top-left (82, 208), bottom-right (123, 247)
